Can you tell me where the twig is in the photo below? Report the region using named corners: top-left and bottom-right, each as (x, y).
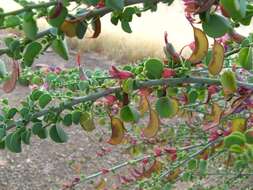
top-left (71, 142), bottom-right (206, 187)
top-left (159, 139), bottom-right (220, 178)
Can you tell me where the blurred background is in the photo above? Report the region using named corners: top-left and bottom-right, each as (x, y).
top-left (2, 0), bottom-right (253, 63)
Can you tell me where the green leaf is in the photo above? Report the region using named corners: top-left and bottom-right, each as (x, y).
top-left (122, 78), bottom-right (134, 94)
top-left (6, 108), bottom-right (18, 119)
top-left (188, 159), bottom-right (197, 170)
top-left (105, 0), bottom-right (124, 10)
top-left (51, 38), bottom-right (69, 60)
top-left (0, 127), bottom-right (6, 140)
top-left (32, 122), bottom-right (43, 135)
top-left (37, 128), bottom-right (48, 139)
top-left (155, 97), bottom-right (178, 118)
top-left (188, 90), bottom-right (198, 103)
top-left (80, 112), bottom-right (95, 131)
top-left (4, 15), bottom-right (21, 28)
top-left (39, 94), bottom-right (52, 108)
top-left (78, 80), bottom-right (89, 91)
top-left (63, 114), bottom-right (72, 126)
top-left (72, 110), bottom-right (82, 124)
top-left (19, 107), bottom-right (30, 120)
top-left (121, 20), bottom-right (132, 33)
top-left (23, 41), bottom-right (42, 67)
top-left (220, 0), bottom-right (246, 21)
top-left (202, 14), bottom-right (231, 38)
top-left (144, 58), bottom-right (164, 79)
top-left (76, 21), bottom-right (87, 39)
top-left (199, 159), bottom-right (207, 176)
top-left (120, 105), bottom-right (139, 123)
top-left (48, 6), bottom-right (68, 28)
top-left (122, 7), bottom-right (136, 22)
top-left (23, 18), bottom-right (38, 40)
top-left (30, 89), bottom-right (44, 101)
top-left (5, 132), bottom-right (22, 153)
top-left (238, 47), bottom-right (253, 70)
top-left (220, 70), bottom-right (237, 96)
top-left (49, 125), bottom-right (68, 143)
top-left (162, 183), bottom-right (173, 190)
top-left (21, 130), bottom-right (31, 145)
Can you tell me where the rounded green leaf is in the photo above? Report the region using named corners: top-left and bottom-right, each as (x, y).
top-left (37, 128), bottom-right (48, 139)
top-left (51, 38), bottom-right (69, 60)
top-left (21, 130), bottom-right (31, 145)
top-left (63, 114), bottom-right (72, 126)
top-left (39, 94), bottom-right (52, 108)
top-left (80, 112), bottom-right (95, 131)
top-left (144, 58), bottom-right (164, 79)
top-left (72, 110), bottom-right (82, 124)
top-left (76, 21), bottom-right (87, 39)
top-left (49, 125), bottom-right (68, 143)
top-left (202, 14), bottom-right (231, 38)
top-left (48, 6), bottom-right (67, 28)
top-left (220, 0), bottom-right (246, 21)
top-left (155, 97), bottom-right (178, 118)
top-left (23, 18), bottom-right (38, 40)
top-left (5, 132), bottom-right (21, 153)
top-left (122, 78), bottom-right (134, 94)
top-left (220, 70), bottom-right (237, 96)
top-left (23, 41), bottom-right (42, 67)
top-left (30, 89), bottom-right (44, 101)
top-left (238, 47), bottom-right (253, 70)
top-left (120, 105), bottom-right (139, 123)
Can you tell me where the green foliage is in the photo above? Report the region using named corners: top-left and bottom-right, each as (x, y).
top-left (1, 0), bottom-right (253, 189)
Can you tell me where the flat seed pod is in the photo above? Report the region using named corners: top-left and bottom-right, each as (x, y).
top-left (3, 61), bottom-right (19, 93)
top-left (90, 17), bottom-right (101, 38)
top-left (143, 103), bottom-right (160, 138)
top-left (138, 96), bottom-right (149, 116)
top-left (142, 160), bottom-right (163, 178)
top-left (208, 41), bottom-right (224, 75)
top-left (188, 27), bottom-right (209, 64)
top-left (108, 117), bottom-right (125, 145)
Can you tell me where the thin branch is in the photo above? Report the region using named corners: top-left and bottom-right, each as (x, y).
top-left (73, 143), bottom-right (205, 187)
top-left (159, 139), bottom-right (220, 178)
top-left (31, 76), bottom-right (253, 119)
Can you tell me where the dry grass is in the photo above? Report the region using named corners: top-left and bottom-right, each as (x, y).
top-left (67, 32), bottom-right (164, 64)
top-left (3, 1), bottom-right (253, 64)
